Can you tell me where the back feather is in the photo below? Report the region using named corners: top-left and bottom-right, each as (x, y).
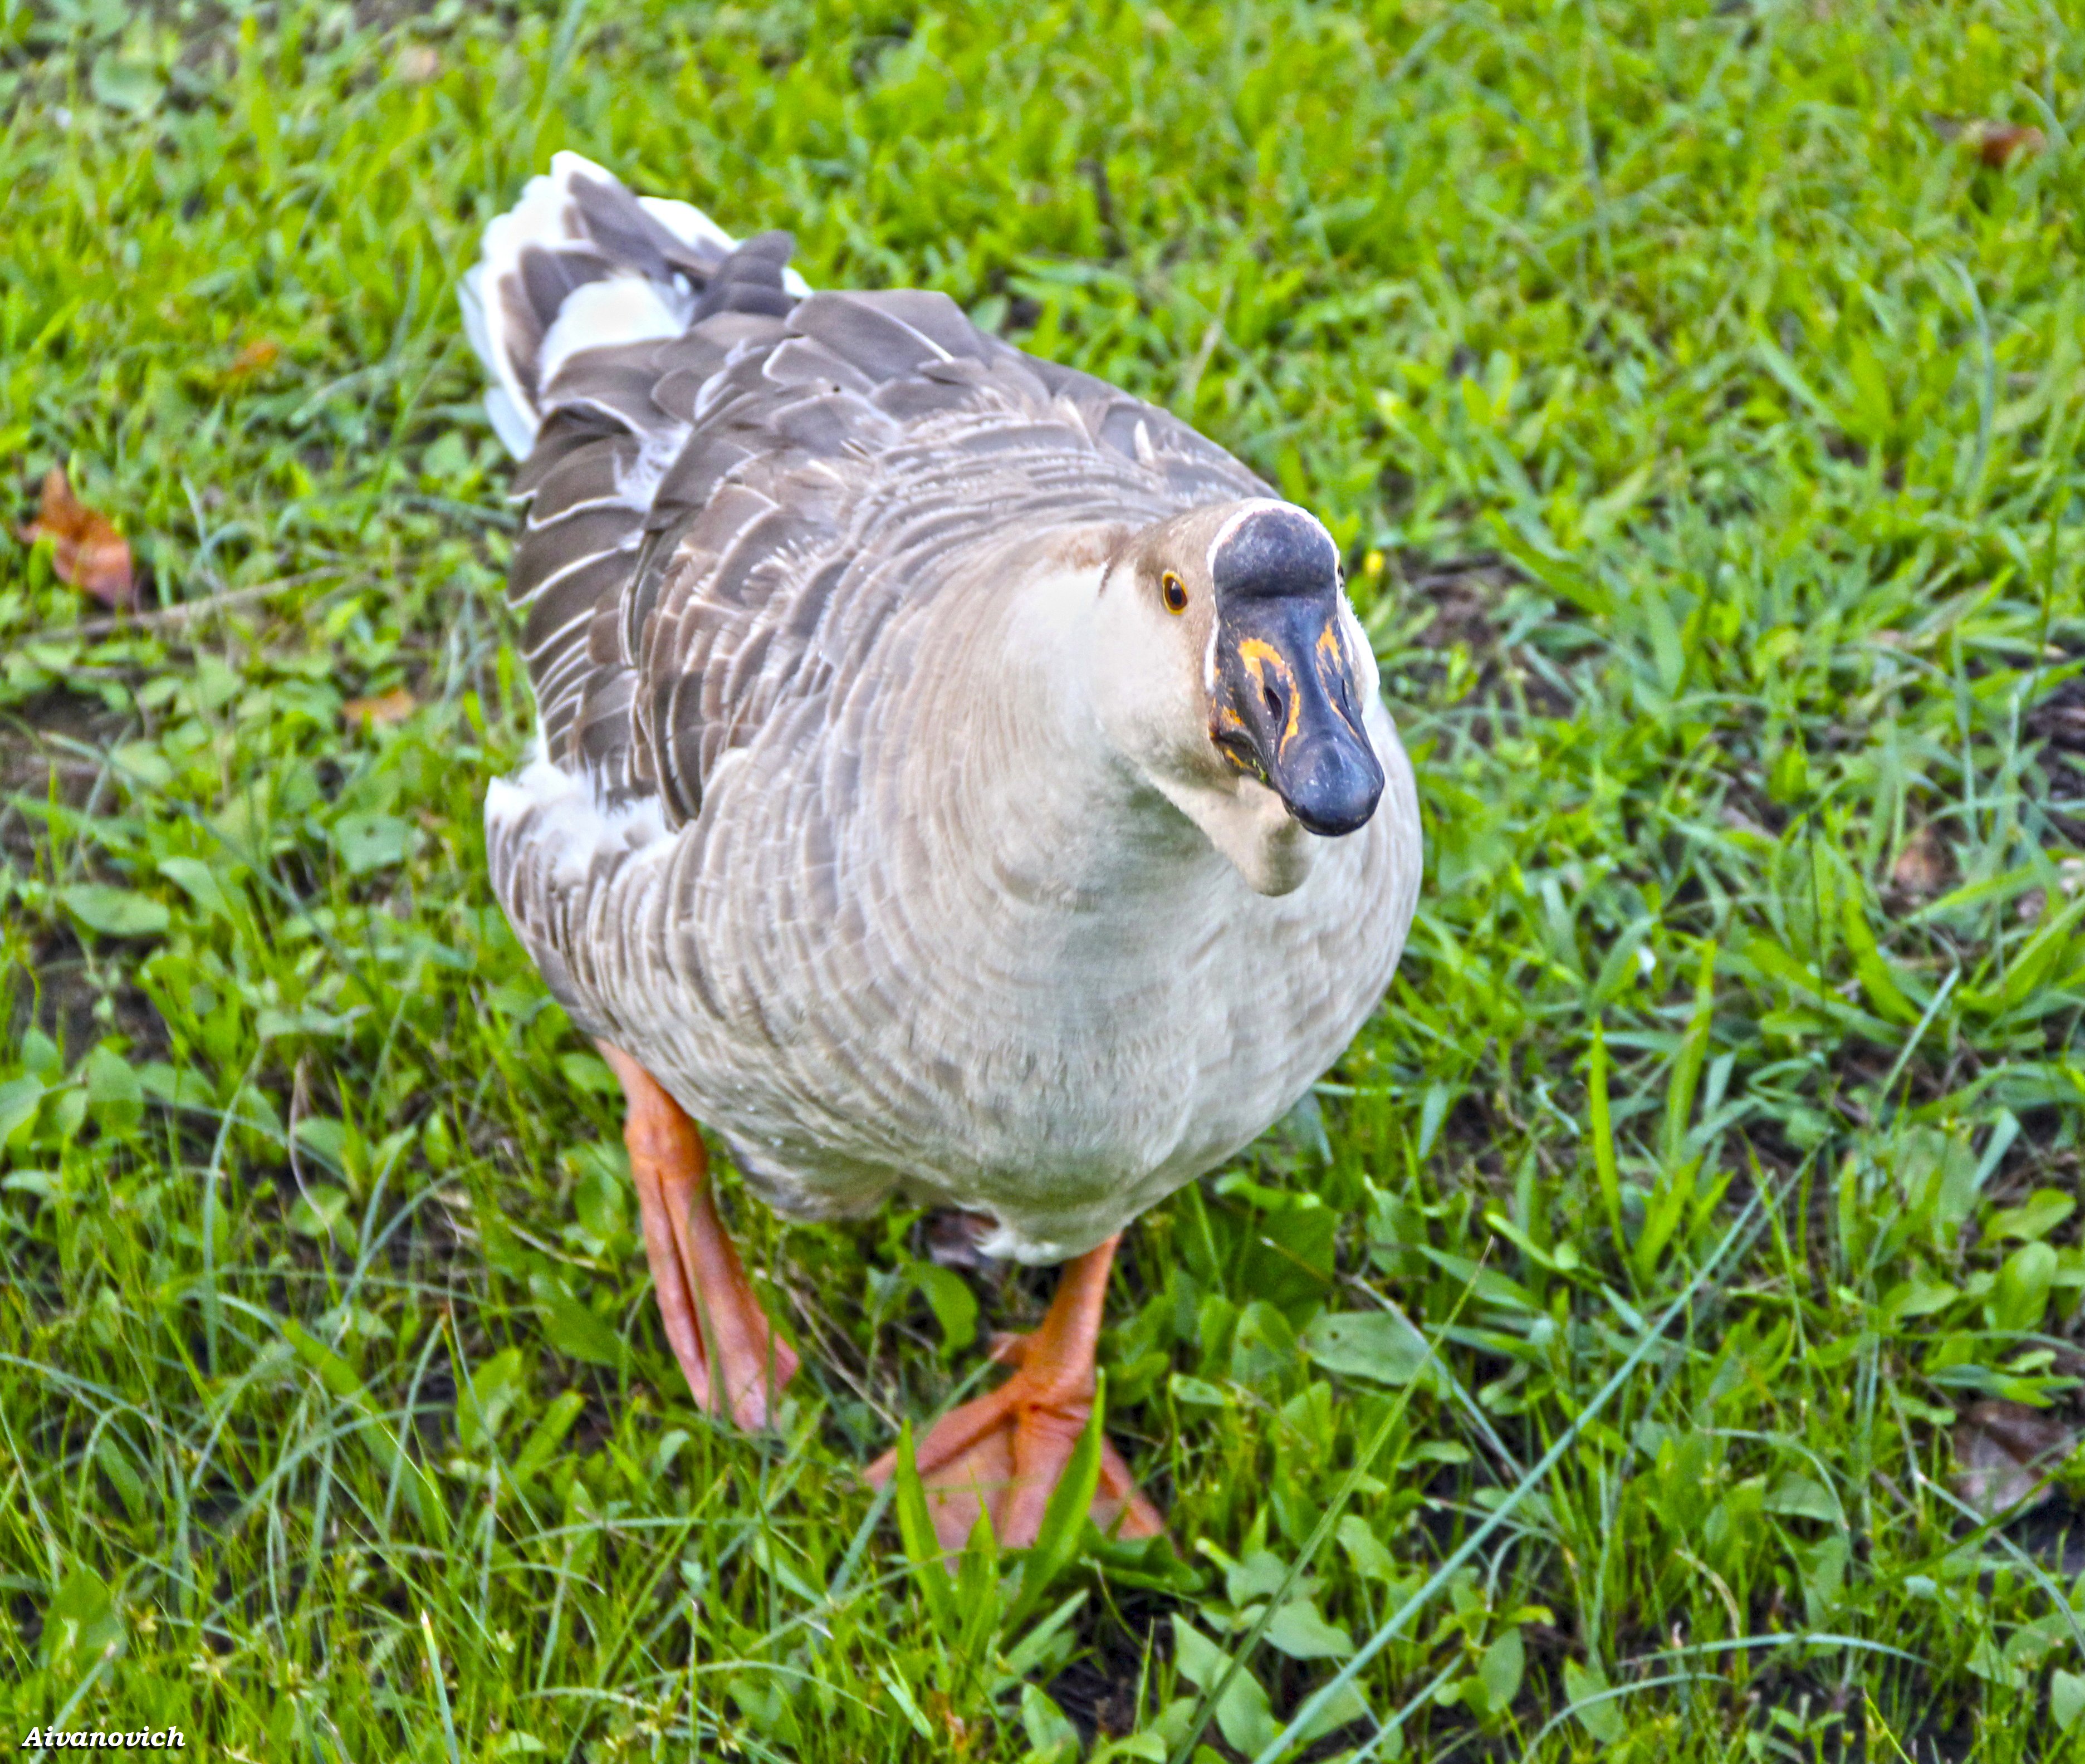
top-left (460, 151), bottom-right (810, 458)
top-left (469, 155), bottom-right (1265, 880)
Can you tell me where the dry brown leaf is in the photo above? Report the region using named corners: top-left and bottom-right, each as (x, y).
top-left (1891, 825), bottom-right (1953, 899)
top-left (1968, 121), bottom-right (2045, 167)
top-left (226, 337), bottom-right (281, 379)
top-left (1953, 1399), bottom-right (2076, 1518)
top-left (343, 688), bottom-right (416, 728)
top-left (17, 468), bottom-right (136, 609)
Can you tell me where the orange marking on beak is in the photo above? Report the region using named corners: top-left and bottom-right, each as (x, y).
top-left (1236, 636), bottom-right (1304, 757)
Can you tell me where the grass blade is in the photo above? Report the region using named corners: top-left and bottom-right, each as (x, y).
top-left (889, 1423), bottom-right (962, 1632)
top-left (1250, 1179), bottom-right (1778, 1764)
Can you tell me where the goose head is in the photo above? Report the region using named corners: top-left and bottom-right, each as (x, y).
top-left (1091, 498), bottom-right (1386, 896)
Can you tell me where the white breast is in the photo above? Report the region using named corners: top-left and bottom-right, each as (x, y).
top-left (506, 556), bottom-right (1424, 1263)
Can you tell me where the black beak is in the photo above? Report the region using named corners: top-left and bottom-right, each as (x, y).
top-left (1210, 597), bottom-right (1384, 836)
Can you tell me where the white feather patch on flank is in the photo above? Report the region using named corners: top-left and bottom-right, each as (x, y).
top-left (486, 743), bottom-right (670, 890)
top-left (539, 275), bottom-right (693, 394)
top-left (459, 264), bottom-right (536, 459)
top-left (458, 263), bottom-right (497, 376)
top-left (481, 384), bottom-right (536, 461)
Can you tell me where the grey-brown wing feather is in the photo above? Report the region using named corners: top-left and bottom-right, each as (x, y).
top-left (503, 232), bottom-right (1266, 828)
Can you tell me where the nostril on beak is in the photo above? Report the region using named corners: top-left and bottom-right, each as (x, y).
top-left (1262, 683), bottom-right (1281, 717)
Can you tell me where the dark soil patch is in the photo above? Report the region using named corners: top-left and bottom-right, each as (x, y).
top-left (1392, 551), bottom-right (1578, 729)
top-left (2026, 669), bottom-right (2085, 844)
top-left (1049, 1618), bottom-right (1157, 1748)
top-left (0, 686), bottom-right (130, 861)
top-left (8, 922), bottom-right (168, 1066)
top-left (1404, 551), bottom-right (1519, 654)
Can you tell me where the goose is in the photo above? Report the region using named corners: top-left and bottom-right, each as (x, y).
top-left (462, 154), bottom-right (1423, 1549)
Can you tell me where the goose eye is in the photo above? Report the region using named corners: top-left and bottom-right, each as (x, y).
top-left (1160, 570), bottom-right (1188, 614)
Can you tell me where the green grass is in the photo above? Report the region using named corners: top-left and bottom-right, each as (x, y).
top-left (4, 0), bottom-right (2085, 1757)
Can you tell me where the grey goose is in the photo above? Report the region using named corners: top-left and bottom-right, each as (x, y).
top-left (463, 153), bottom-right (1423, 1548)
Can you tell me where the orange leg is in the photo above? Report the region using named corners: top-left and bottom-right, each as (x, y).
top-left (867, 1235), bottom-right (1163, 1552)
top-left (596, 1041), bottom-right (799, 1430)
